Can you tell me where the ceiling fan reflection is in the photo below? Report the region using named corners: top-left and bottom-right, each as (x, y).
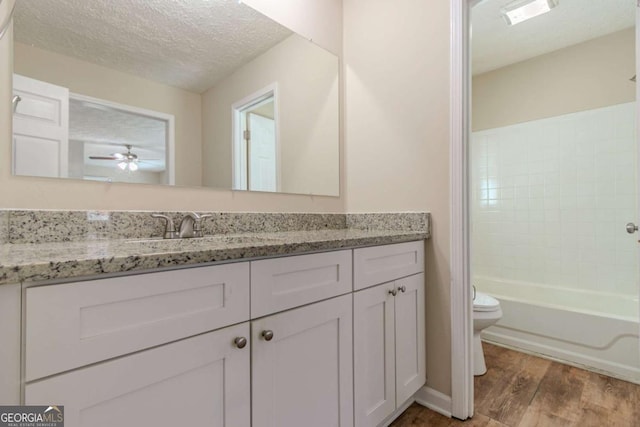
top-left (88, 144), bottom-right (160, 172)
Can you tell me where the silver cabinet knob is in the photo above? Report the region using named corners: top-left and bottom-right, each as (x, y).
top-left (398, 285), bottom-right (407, 293)
top-left (389, 289), bottom-right (397, 296)
top-left (626, 223), bottom-right (638, 234)
top-left (234, 337), bottom-right (247, 349)
top-left (262, 330), bottom-right (274, 341)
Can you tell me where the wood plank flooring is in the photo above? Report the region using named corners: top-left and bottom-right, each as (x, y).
top-left (390, 343), bottom-right (640, 427)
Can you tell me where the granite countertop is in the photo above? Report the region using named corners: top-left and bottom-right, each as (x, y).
top-left (0, 228), bottom-right (428, 286)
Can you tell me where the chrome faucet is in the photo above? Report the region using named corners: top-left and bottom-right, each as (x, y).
top-left (151, 212), bottom-right (212, 239)
top-left (179, 212), bottom-right (212, 238)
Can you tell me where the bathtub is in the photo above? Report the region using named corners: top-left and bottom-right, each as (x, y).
top-left (476, 277), bottom-right (640, 384)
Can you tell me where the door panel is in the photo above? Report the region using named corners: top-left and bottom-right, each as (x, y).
top-left (13, 74), bottom-right (69, 177)
top-left (25, 323), bottom-right (251, 427)
top-left (394, 273), bottom-right (426, 404)
top-left (354, 283), bottom-right (396, 427)
top-left (252, 294), bottom-right (353, 427)
top-left (248, 112), bottom-right (276, 191)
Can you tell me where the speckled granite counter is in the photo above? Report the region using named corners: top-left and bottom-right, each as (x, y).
top-left (0, 212), bottom-right (430, 285)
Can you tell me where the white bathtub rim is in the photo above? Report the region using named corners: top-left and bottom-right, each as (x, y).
top-left (483, 330), bottom-right (640, 385)
top-left (474, 276), bottom-right (639, 322)
top-left (494, 294), bottom-right (637, 323)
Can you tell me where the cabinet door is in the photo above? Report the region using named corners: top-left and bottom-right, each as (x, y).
top-left (25, 323), bottom-right (251, 427)
top-left (353, 283), bottom-right (396, 427)
top-left (394, 273), bottom-right (426, 404)
top-left (252, 294), bottom-right (353, 427)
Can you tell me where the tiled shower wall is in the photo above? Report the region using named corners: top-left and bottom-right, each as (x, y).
top-left (471, 102), bottom-right (638, 296)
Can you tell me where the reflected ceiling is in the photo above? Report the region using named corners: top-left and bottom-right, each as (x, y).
top-left (14, 0), bottom-right (293, 92)
top-left (70, 99), bottom-right (167, 172)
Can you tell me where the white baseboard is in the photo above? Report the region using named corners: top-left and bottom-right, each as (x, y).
top-left (414, 386), bottom-right (452, 418)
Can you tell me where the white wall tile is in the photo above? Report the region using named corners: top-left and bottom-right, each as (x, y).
top-left (471, 102), bottom-right (638, 298)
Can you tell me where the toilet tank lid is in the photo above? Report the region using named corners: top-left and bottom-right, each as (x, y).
top-left (474, 292), bottom-right (500, 310)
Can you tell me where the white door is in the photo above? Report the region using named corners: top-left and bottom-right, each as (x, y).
top-left (13, 74), bottom-right (69, 177)
top-left (251, 294), bottom-right (354, 427)
top-left (353, 282), bottom-right (397, 427)
top-left (248, 112), bottom-right (276, 192)
top-left (394, 273), bottom-right (426, 404)
top-left (25, 323), bottom-right (251, 427)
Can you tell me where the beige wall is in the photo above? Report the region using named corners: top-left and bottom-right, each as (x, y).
top-left (14, 42), bottom-right (202, 187)
top-left (343, 0), bottom-right (452, 396)
top-left (202, 34), bottom-right (339, 196)
top-left (473, 28), bottom-right (636, 131)
top-left (0, 2), bottom-right (344, 212)
top-left (243, 0), bottom-right (343, 57)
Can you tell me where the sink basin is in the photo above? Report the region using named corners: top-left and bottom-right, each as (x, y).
top-left (124, 235), bottom-right (287, 246)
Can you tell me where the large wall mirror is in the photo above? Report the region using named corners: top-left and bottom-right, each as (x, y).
top-left (10, 0), bottom-right (340, 196)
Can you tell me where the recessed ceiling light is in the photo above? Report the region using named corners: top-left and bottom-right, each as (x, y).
top-left (501, 0), bottom-right (558, 26)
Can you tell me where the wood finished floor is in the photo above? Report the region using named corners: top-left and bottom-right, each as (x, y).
top-left (390, 343), bottom-right (640, 427)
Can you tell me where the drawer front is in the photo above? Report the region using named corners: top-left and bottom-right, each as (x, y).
top-left (251, 250), bottom-right (352, 318)
top-left (353, 241), bottom-right (424, 291)
top-left (26, 263), bottom-right (250, 381)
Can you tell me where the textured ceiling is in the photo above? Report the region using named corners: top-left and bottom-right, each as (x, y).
top-left (70, 99), bottom-right (167, 172)
top-left (472, 0), bottom-right (635, 75)
top-left (14, 0), bottom-right (293, 93)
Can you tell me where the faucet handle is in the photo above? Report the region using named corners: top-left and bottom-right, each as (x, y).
top-left (151, 214), bottom-right (178, 239)
top-left (193, 213), bottom-right (212, 237)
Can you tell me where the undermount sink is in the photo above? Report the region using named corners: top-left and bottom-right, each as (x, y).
top-left (124, 235), bottom-right (287, 246)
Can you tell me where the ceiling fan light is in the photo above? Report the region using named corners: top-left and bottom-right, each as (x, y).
top-left (128, 162), bottom-right (139, 171)
top-left (118, 161), bottom-right (128, 170)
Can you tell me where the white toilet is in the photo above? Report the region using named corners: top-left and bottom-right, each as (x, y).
top-left (473, 291), bottom-right (502, 376)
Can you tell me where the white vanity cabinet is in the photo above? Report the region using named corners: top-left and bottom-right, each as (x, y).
top-left (353, 242), bottom-right (426, 427)
top-left (251, 294), bottom-right (353, 427)
top-left (25, 322), bottom-right (251, 427)
top-left (21, 240), bottom-right (425, 427)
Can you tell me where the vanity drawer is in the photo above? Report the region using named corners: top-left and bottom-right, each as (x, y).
top-left (251, 250), bottom-right (352, 318)
top-left (25, 262), bottom-right (250, 381)
top-left (353, 241), bottom-right (424, 290)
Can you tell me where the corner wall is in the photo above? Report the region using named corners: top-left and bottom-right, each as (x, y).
top-left (343, 0), bottom-right (452, 396)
